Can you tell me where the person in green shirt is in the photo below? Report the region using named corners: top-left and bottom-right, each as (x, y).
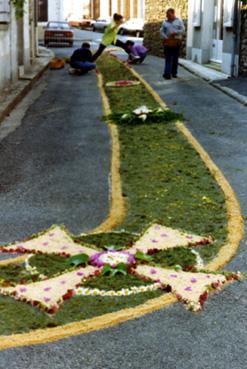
top-left (92, 13), bottom-right (129, 61)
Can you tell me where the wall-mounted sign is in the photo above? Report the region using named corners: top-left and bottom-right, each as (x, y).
top-left (224, 0), bottom-right (235, 27)
top-left (0, 0), bottom-right (10, 23)
top-left (193, 0), bottom-right (202, 27)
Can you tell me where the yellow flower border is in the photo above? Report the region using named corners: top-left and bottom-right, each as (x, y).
top-left (0, 64), bottom-right (243, 350)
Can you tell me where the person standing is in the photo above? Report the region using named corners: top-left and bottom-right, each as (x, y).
top-left (160, 8), bottom-right (185, 79)
top-left (92, 13), bottom-right (128, 62)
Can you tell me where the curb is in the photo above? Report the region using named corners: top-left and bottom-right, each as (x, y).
top-left (211, 82), bottom-right (247, 106)
top-left (0, 56), bottom-right (52, 126)
top-left (179, 60), bottom-right (247, 106)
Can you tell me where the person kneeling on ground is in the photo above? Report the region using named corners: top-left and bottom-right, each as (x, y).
top-left (125, 40), bottom-right (148, 64)
top-left (70, 42), bottom-right (96, 74)
top-left (92, 13), bottom-right (129, 62)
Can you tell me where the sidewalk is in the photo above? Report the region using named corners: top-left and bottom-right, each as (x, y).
top-left (0, 47), bottom-right (53, 124)
top-left (179, 59), bottom-right (247, 105)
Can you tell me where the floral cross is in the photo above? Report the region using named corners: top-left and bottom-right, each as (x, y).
top-left (0, 224), bottom-right (240, 313)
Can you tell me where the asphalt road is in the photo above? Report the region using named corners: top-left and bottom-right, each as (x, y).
top-left (1, 34), bottom-right (247, 369)
top-left (0, 35), bottom-right (111, 245)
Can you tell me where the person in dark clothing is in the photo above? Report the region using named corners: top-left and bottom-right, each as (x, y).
top-left (70, 42), bottom-right (96, 74)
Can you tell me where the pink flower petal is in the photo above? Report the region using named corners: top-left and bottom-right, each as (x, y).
top-left (77, 272), bottom-right (84, 276)
top-left (44, 287), bottom-right (51, 292)
top-left (185, 287), bottom-right (192, 292)
top-left (191, 278), bottom-right (197, 283)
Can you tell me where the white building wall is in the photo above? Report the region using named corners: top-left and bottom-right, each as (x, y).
top-left (48, 0), bottom-right (64, 21)
top-left (187, 0), bottom-right (237, 75)
top-left (99, 0), bottom-right (109, 18)
top-left (0, 1), bottom-right (31, 90)
top-left (63, 0), bottom-right (87, 21)
top-left (137, 0), bottom-right (144, 18)
top-left (23, 0), bottom-right (31, 67)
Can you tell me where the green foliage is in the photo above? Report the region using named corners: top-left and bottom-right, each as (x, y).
top-left (11, 0), bottom-right (26, 19)
top-left (66, 254), bottom-right (89, 267)
top-left (83, 273), bottom-right (152, 291)
top-left (29, 254), bottom-right (69, 278)
top-left (102, 263), bottom-right (128, 277)
top-left (151, 247), bottom-right (197, 270)
top-left (0, 265), bottom-right (34, 286)
top-left (54, 291), bottom-right (163, 326)
top-left (99, 54), bottom-right (227, 260)
top-left (74, 231), bottom-right (138, 250)
top-left (135, 251), bottom-right (153, 263)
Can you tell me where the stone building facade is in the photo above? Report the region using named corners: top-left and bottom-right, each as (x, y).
top-left (240, 8), bottom-right (247, 75)
top-left (144, 0), bottom-right (188, 57)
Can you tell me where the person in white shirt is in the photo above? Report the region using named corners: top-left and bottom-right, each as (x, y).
top-left (160, 8), bottom-right (185, 79)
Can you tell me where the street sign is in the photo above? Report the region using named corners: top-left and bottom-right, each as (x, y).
top-left (0, 0), bottom-right (10, 23)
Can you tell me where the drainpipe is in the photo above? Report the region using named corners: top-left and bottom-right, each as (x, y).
top-left (231, 0), bottom-right (241, 77)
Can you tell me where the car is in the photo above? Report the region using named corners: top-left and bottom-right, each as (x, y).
top-left (44, 21), bottom-right (74, 47)
top-left (80, 18), bottom-right (95, 29)
top-left (118, 18), bottom-right (144, 37)
top-left (92, 18), bottom-right (111, 32)
top-left (68, 17), bottom-right (94, 29)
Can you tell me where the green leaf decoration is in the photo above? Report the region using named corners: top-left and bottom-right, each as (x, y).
top-left (102, 263), bottom-right (128, 277)
top-left (66, 254), bottom-right (89, 267)
top-left (135, 251), bottom-right (153, 263)
top-left (102, 264), bottom-right (112, 276)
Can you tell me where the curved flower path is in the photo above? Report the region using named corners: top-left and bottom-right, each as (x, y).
top-left (0, 58), bottom-right (243, 350)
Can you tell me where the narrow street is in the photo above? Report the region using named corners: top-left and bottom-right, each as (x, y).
top-left (0, 28), bottom-right (247, 368)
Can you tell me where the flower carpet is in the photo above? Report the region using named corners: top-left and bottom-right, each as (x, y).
top-left (0, 54), bottom-right (243, 339)
top-left (0, 224), bottom-right (241, 313)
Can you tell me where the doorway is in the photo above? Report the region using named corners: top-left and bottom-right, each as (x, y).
top-left (210, 0), bottom-right (224, 63)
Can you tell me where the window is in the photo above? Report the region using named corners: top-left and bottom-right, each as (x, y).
top-left (38, 0), bottom-right (48, 22)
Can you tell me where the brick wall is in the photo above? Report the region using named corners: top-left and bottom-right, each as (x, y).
top-left (144, 0), bottom-right (188, 57)
top-left (239, 9), bottom-right (247, 76)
